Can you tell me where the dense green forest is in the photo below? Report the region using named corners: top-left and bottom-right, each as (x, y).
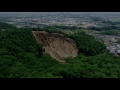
top-left (87, 26), bottom-right (120, 31)
top-left (69, 31), bottom-right (106, 56)
top-left (0, 22), bottom-right (120, 78)
top-left (47, 25), bottom-right (83, 30)
top-left (101, 30), bottom-right (120, 35)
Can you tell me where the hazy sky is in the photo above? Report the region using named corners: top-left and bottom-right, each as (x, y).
top-left (0, 12), bottom-right (120, 14)
top-left (0, 12), bottom-right (120, 16)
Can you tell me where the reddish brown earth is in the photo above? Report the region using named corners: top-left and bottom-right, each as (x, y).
top-left (32, 31), bottom-right (78, 62)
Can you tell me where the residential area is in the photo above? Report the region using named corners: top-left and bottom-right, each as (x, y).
top-left (95, 34), bottom-right (120, 55)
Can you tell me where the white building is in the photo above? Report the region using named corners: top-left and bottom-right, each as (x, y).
top-left (116, 45), bottom-right (120, 49)
top-left (117, 50), bottom-right (120, 55)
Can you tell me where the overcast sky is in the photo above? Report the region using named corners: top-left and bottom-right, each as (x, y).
top-left (0, 12), bottom-right (120, 14)
top-left (0, 12), bottom-right (120, 16)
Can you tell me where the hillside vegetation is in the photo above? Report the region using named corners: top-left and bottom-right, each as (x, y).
top-left (0, 22), bottom-right (120, 78)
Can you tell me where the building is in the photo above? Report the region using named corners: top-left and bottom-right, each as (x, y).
top-left (116, 45), bottom-right (120, 49)
top-left (116, 50), bottom-right (120, 55)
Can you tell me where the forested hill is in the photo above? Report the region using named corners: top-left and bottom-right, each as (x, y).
top-left (0, 22), bottom-right (120, 78)
top-left (0, 22), bottom-right (16, 30)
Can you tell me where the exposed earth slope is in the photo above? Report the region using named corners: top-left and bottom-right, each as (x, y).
top-left (32, 31), bottom-right (78, 62)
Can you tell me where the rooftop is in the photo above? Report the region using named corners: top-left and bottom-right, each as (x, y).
top-left (117, 50), bottom-right (120, 53)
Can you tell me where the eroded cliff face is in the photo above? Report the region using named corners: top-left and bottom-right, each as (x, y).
top-left (32, 31), bottom-right (78, 62)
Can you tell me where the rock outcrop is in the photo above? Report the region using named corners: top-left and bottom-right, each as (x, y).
top-left (32, 31), bottom-right (78, 62)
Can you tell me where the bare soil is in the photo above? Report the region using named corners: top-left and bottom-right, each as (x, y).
top-left (32, 31), bottom-right (78, 62)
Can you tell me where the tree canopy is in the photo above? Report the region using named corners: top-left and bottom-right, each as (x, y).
top-left (0, 23), bottom-right (120, 78)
